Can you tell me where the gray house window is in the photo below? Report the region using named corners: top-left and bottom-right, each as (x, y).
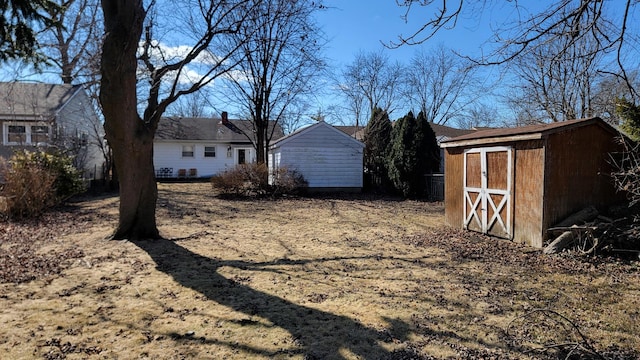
top-left (31, 125), bottom-right (49, 144)
top-left (204, 146), bottom-right (216, 158)
top-left (4, 123), bottom-right (50, 145)
top-left (182, 145), bottom-right (194, 157)
top-left (7, 125), bottom-right (26, 143)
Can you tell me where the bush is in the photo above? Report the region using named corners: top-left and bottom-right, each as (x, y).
top-left (0, 150), bottom-right (84, 219)
top-left (211, 163), bottom-right (307, 197)
top-left (211, 163), bottom-right (269, 196)
top-left (271, 167), bottom-right (308, 195)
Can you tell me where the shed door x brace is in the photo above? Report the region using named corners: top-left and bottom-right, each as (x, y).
top-left (463, 146), bottom-right (513, 239)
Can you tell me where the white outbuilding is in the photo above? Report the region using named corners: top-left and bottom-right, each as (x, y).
top-left (268, 121), bottom-right (365, 192)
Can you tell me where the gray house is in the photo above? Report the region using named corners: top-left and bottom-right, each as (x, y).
top-left (0, 82), bottom-right (104, 179)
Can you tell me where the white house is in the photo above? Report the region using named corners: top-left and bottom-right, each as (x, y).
top-left (269, 121), bottom-right (365, 191)
top-left (153, 112), bottom-right (284, 178)
top-left (0, 82), bottom-right (105, 179)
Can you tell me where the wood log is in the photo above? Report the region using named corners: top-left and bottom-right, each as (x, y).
top-left (554, 206), bottom-right (599, 227)
top-left (544, 230), bottom-right (575, 254)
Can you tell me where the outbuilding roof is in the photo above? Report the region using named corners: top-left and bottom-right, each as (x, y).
top-left (441, 117), bottom-right (618, 148)
top-left (270, 121), bottom-right (365, 148)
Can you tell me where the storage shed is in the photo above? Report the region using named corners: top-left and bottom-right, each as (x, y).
top-left (268, 121), bottom-right (365, 191)
top-left (440, 117), bottom-right (624, 248)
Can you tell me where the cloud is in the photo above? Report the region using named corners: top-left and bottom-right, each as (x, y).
top-left (138, 40), bottom-right (222, 66)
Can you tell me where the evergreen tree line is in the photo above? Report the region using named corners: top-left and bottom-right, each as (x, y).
top-left (363, 107), bottom-right (440, 198)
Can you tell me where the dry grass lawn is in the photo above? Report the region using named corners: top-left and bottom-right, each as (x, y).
top-left (0, 182), bottom-right (639, 359)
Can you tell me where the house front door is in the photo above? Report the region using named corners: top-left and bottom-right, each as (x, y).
top-left (237, 149), bottom-right (246, 165)
top-left (463, 146), bottom-right (513, 239)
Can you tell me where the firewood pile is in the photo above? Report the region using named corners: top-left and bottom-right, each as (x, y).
top-left (544, 205), bottom-right (640, 257)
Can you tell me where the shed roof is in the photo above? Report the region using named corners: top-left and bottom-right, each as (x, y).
top-left (155, 116), bottom-right (284, 143)
top-left (441, 117), bottom-right (618, 148)
top-left (271, 121), bottom-right (365, 148)
top-left (0, 82), bottom-right (82, 118)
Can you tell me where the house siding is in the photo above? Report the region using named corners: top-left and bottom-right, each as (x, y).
top-left (56, 89), bottom-right (104, 179)
top-left (153, 142), bottom-right (253, 178)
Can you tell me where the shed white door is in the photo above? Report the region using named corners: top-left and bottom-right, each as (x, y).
top-left (463, 146), bottom-right (512, 239)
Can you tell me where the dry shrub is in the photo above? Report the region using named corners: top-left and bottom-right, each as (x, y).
top-left (211, 163), bottom-right (269, 196)
top-left (211, 164), bottom-right (307, 197)
top-left (0, 157), bottom-right (57, 219)
top-left (0, 150), bottom-right (84, 219)
top-left (271, 166), bottom-right (307, 195)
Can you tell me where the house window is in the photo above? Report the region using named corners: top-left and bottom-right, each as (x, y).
top-left (7, 125), bottom-right (26, 143)
top-left (4, 123), bottom-right (51, 145)
top-left (31, 126), bottom-right (50, 144)
top-left (182, 145), bottom-right (194, 157)
top-left (204, 146), bottom-right (216, 158)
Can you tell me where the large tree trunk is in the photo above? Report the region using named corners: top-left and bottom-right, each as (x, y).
top-left (100, 0), bottom-right (159, 240)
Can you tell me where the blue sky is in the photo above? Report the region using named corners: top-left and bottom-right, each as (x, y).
top-left (316, 1), bottom-right (497, 68)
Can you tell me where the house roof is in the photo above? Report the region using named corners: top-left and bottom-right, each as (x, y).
top-left (429, 122), bottom-right (476, 140)
top-left (335, 125), bottom-right (365, 140)
top-left (335, 122), bottom-right (473, 144)
top-left (270, 121), bottom-right (365, 148)
top-left (441, 117), bottom-right (618, 148)
top-left (155, 116), bottom-right (285, 143)
top-left (0, 82), bottom-right (82, 118)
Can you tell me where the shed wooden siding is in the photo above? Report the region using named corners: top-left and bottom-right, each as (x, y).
top-left (444, 147), bottom-right (464, 228)
top-left (542, 124), bottom-right (623, 232)
top-left (444, 118), bottom-right (624, 248)
top-left (513, 140), bottom-right (545, 247)
top-left (270, 122), bottom-right (364, 189)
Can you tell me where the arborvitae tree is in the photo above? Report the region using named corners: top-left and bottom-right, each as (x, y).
top-left (387, 111), bottom-right (418, 197)
top-left (387, 111), bottom-right (441, 198)
top-left (617, 98), bottom-right (640, 141)
top-left (363, 107), bottom-right (392, 190)
top-left (419, 111), bottom-right (441, 174)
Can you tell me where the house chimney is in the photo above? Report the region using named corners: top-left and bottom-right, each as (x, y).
top-left (221, 111), bottom-right (229, 125)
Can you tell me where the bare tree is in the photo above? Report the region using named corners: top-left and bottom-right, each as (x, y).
top-left (456, 102), bottom-right (501, 130)
top-left (100, 0), bottom-right (252, 239)
top-left (405, 45), bottom-right (477, 125)
top-left (166, 90), bottom-right (215, 118)
top-left (506, 20), bottom-right (603, 124)
top-left (217, 0), bottom-right (326, 164)
top-left (38, 0), bottom-right (102, 85)
top-left (340, 50), bottom-right (405, 127)
top-left (393, 0), bottom-right (640, 100)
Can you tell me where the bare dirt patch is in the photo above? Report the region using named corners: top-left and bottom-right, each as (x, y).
top-left (0, 183), bottom-right (638, 359)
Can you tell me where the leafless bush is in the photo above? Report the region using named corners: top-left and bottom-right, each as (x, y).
top-left (271, 167), bottom-right (307, 196)
top-left (211, 163), bottom-right (269, 196)
top-left (211, 164), bottom-right (307, 197)
top-left (610, 137), bottom-right (640, 209)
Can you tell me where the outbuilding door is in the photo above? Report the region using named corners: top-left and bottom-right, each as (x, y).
top-left (463, 146), bottom-right (512, 239)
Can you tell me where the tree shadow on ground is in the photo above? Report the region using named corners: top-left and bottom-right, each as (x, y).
top-left (133, 238), bottom-right (417, 360)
